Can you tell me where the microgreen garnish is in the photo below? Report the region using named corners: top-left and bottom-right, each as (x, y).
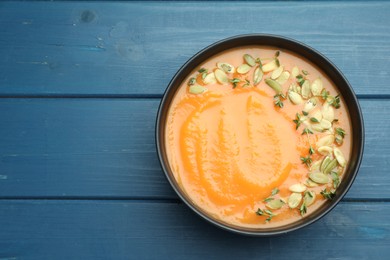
top-left (310, 117), bottom-right (320, 123)
top-left (256, 208), bottom-right (276, 222)
top-left (320, 189), bottom-right (336, 200)
top-left (300, 156), bottom-right (312, 167)
top-left (300, 202), bottom-right (307, 216)
top-left (230, 78), bottom-right (241, 88)
top-left (302, 111), bottom-right (309, 116)
top-left (243, 79), bottom-right (250, 88)
top-left (335, 127), bottom-right (346, 138)
top-left (275, 58), bottom-right (280, 67)
top-left (331, 171), bottom-right (340, 188)
top-left (255, 58), bottom-right (263, 69)
top-left (188, 77), bottom-right (196, 86)
top-left (330, 95), bottom-right (341, 108)
top-left (256, 208), bottom-right (264, 216)
top-left (263, 188), bottom-right (280, 202)
top-left (321, 89), bottom-right (330, 100)
top-left (264, 209), bottom-right (275, 222)
top-left (293, 113), bottom-right (302, 129)
top-left (300, 127), bottom-right (314, 167)
top-left (305, 190), bottom-right (314, 198)
top-left (275, 50), bottom-right (280, 57)
top-left (274, 93), bottom-right (286, 108)
top-left (296, 74), bottom-right (305, 86)
top-left (271, 188), bottom-right (280, 196)
top-left (302, 128), bottom-right (313, 135)
top-left (309, 146), bottom-right (315, 155)
top-left (198, 68), bottom-right (208, 80)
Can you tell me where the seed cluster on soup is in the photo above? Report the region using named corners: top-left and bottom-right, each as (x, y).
top-left (165, 47), bottom-right (351, 228)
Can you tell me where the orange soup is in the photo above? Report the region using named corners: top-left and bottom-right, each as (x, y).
top-left (165, 47), bottom-right (351, 228)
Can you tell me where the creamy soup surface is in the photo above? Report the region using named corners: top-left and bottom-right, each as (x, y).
top-left (165, 47), bottom-right (351, 228)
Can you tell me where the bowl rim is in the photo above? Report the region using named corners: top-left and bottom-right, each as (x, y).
top-left (155, 34), bottom-right (365, 236)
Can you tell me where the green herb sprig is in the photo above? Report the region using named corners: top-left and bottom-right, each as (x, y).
top-left (300, 128), bottom-right (314, 167)
top-left (274, 93), bottom-right (286, 108)
top-left (320, 189), bottom-right (336, 200)
top-left (256, 208), bottom-right (276, 222)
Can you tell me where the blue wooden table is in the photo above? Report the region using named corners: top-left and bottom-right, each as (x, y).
top-left (0, 1), bottom-right (389, 259)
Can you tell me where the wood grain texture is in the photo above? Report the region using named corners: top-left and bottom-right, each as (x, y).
top-left (0, 1), bottom-right (389, 95)
top-left (0, 200), bottom-right (388, 259)
top-left (0, 98), bottom-right (386, 199)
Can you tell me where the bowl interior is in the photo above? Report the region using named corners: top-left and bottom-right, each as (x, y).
top-left (156, 34), bottom-right (364, 236)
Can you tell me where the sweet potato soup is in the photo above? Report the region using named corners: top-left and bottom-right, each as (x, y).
top-left (165, 47), bottom-right (351, 228)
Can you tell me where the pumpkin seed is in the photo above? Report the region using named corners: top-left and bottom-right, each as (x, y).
top-left (189, 85), bottom-right (207, 94)
top-left (203, 72), bottom-right (216, 84)
top-left (311, 124), bottom-right (324, 132)
top-left (316, 135), bottom-right (335, 147)
top-left (214, 69), bottom-right (229, 84)
top-left (320, 119), bottom-right (332, 130)
top-left (304, 191), bottom-right (316, 206)
top-left (289, 83), bottom-right (298, 93)
top-left (288, 90), bottom-right (303, 105)
top-left (311, 78), bottom-right (323, 96)
top-left (305, 179), bottom-right (319, 187)
top-left (317, 146), bottom-right (333, 155)
top-left (288, 193), bottom-right (302, 209)
top-left (333, 147), bottom-right (347, 167)
top-left (303, 98), bottom-right (317, 113)
top-left (276, 71), bottom-right (290, 85)
top-left (321, 102), bottom-right (335, 122)
top-left (271, 66), bottom-right (284, 79)
top-left (312, 109), bottom-right (323, 122)
top-left (289, 183), bottom-right (307, 193)
top-left (320, 156), bottom-right (332, 172)
top-left (266, 199), bottom-right (285, 210)
top-left (253, 67), bottom-right (263, 85)
top-left (309, 171), bottom-right (329, 184)
top-left (244, 54), bottom-right (256, 67)
top-left (301, 80), bottom-right (311, 99)
top-left (311, 160), bottom-right (322, 171)
top-left (217, 62), bottom-right (235, 74)
top-left (323, 159), bottom-right (337, 174)
top-left (237, 64), bottom-right (251, 74)
top-left (335, 134), bottom-right (343, 145)
top-left (265, 79), bottom-right (282, 93)
top-left (262, 59), bottom-right (278, 72)
top-left (292, 66), bottom-right (300, 78)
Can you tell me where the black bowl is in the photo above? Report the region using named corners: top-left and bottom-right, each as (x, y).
top-left (156, 34), bottom-right (364, 236)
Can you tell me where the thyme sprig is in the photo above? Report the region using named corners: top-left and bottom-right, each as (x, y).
top-left (263, 188), bottom-right (280, 202)
top-left (256, 208), bottom-right (276, 222)
top-left (274, 93), bottom-right (286, 108)
top-left (293, 113), bottom-right (302, 129)
top-left (320, 188), bottom-right (336, 200)
top-left (230, 78), bottom-right (241, 89)
top-left (300, 202), bottom-right (307, 216)
top-left (300, 128), bottom-right (314, 167)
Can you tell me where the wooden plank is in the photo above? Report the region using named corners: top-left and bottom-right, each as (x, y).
top-left (0, 200), bottom-right (388, 259)
top-left (0, 98), bottom-right (387, 199)
top-left (0, 2), bottom-right (389, 95)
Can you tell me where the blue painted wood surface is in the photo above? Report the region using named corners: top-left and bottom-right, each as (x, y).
top-left (0, 1), bottom-right (389, 259)
top-left (0, 1), bottom-right (389, 95)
